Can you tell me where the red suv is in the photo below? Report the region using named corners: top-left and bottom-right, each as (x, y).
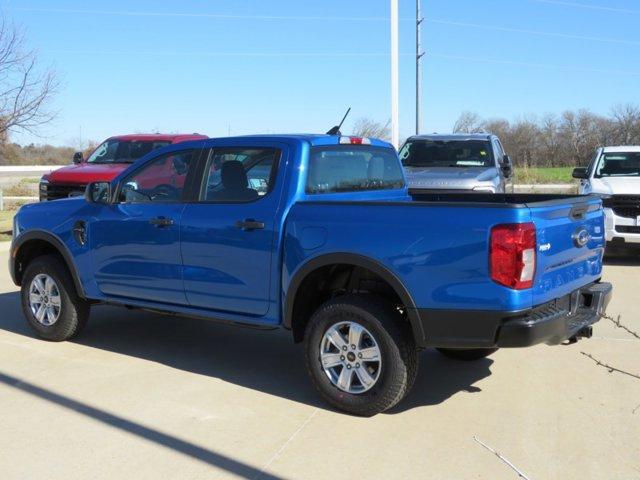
top-left (39, 133), bottom-right (207, 201)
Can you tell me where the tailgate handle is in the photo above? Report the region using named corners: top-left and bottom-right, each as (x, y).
top-left (570, 205), bottom-right (588, 220)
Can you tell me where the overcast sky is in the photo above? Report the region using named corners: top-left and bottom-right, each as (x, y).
top-left (5, 0), bottom-right (640, 146)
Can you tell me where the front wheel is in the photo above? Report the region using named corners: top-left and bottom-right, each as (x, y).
top-left (304, 295), bottom-right (418, 416)
top-left (20, 255), bottom-right (89, 341)
top-left (436, 347), bottom-right (498, 361)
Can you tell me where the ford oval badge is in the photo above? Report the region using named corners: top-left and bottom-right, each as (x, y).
top-left (572, 227), bottom-right (590, 248)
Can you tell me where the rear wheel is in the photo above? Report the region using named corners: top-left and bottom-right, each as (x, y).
top-left (303, 295), bottom-right (418, 416)
top-left (20, 255), bottom-right (89, 341)
top-left (436, 347), bottom-right (498, 361)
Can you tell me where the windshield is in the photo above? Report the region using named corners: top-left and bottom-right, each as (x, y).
top-left (87, 139), bottom-right (171, 164)
top-left (400, 140), bottom-right (494, 168)
top-left (595, 152), bottom-right (640, 177)
top-left (307, 145), bottom-right (405, 194)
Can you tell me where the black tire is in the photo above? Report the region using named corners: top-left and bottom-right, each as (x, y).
top-left (436, 347), bottom-right (498, 361)
top-left (20, 255), bottom-right (89, 342)
top-left (303, 294), bottom-right (418, 416)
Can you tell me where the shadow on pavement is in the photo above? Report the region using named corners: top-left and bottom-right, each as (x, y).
top-left (0, 370), bottom-right (288, 480)
top-left (604, 247), bottom-right (640, 266)
top-left (388, 350), bottom-right (492, 414)
top-left (0, 291), bottom-right (492, 415)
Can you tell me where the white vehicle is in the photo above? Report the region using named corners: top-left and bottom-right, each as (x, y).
top-left (573, 146), bottom-right (640, 248)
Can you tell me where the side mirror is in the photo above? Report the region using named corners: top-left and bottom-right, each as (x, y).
top-left (172, 156), bottom-right (188, 175)
top-left (85, 182), bottom-right (111, 204)
top-left (500, 155), bottom-right (513, 178)
top-left (572, 167), bottom-right (589, 179)
top-left (73, 152), bottom-right (84, 164)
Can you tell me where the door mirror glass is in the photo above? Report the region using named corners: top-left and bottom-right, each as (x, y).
top-left (85, 182), bottom-right (111, 204)
top-left (73, 152), bottom-right (84, 164)
top-left (501, 155), bottom-right (513, 178)
top-left (572, 167), bottom-right (589, 179)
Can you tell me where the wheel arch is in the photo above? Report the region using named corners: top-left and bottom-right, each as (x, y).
top-left (284, 252), bottom-right (422, 343)
top-left (11, 230), bottom-right (86, 299)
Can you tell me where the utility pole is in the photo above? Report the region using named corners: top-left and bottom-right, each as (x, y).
top-left (416, 0), bottom-right (425, 135)
top-left (391, 0), bottom-right (399, 149)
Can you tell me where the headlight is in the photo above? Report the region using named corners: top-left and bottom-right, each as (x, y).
top-left (472, 186), bottom-right (496, 193)
top-left (39, 180), bottom-right (49, 192)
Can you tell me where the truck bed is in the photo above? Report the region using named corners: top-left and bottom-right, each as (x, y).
top-left (286, 193), bottom-right (604, 315)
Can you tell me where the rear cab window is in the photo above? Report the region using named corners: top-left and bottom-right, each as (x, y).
top-left (306, 145), bottom-right (405, 194)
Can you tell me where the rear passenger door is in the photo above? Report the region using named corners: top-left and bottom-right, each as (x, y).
top-left (180, 141), bottom-right (287, 316)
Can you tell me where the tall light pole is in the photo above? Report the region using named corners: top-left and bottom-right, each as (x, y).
top-left (416, 0), bottom-right (425, 135)
top-left (391, 0), bottom-right (399, 149)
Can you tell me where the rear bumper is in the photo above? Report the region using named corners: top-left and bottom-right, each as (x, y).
top-left (415, 282), bottom-right (612, 348)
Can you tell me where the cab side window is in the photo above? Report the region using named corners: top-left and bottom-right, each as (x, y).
top-left (118, 149), bottom-right (195, 203)
top-left (200, 148), bottom-right (279, 202)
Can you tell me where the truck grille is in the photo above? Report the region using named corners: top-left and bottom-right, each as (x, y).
top-left (616, 226), bottom-right (640, 234)
top-left (604, 195), bottom-right (640, 219)
top-left (42, 183), bottom-right (87, 201)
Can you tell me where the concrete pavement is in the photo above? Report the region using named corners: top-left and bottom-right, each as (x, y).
top-left (0, 249), bottom-right (638, 479)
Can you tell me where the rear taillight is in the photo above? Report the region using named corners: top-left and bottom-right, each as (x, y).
top-left (490, 223), bottom-right (536, 290)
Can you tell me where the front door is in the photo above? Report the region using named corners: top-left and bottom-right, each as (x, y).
top-left (181, 143), bottom-right (285, 316)
top-left (90, 147), bottom-right (199, 305)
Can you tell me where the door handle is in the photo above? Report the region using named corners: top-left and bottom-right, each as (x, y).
top-left (235, 219), bottom-right (265, 231)
top-left (149, 217), bottom-right (175, 227)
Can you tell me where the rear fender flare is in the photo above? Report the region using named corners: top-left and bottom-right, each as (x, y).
top-left (283, 252), bottom-right (423, 341)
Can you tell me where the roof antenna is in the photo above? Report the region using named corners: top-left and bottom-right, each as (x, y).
top-left (326, 107), bottom-right (351, 135)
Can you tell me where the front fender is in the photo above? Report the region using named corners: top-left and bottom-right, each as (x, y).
top-left (10, 229), bottom-right (86, 299)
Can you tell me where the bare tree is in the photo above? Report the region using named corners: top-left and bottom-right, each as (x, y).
top-left (0, 18), bottom-right (59, 141)
top-left (481, 118), bottom-right (510, 140)
top-left (539, 114), bottom-right (561, 167)
top-left (452, 111), bottom-right (483, 134)
top-left (558, 110), bottom-right (602, 166)
top-left (351, 118), bottom-right (391, 141)
top-left (611, 103), bottom-right (640, 145)
top-left (509, 117), bottom-right (541, 168)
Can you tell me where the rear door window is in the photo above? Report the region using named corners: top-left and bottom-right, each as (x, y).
top-left (307, 145), bottom-right (405, 194)
top-left (199, 148), bottom-right (280, 202)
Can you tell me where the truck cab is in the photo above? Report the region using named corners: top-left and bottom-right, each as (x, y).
top-left (574, 146), bottom-right (640, 248)
top-left (399, 133), bottom-right (513, 193)
top-left (39, 133), bottom-right (207, 201)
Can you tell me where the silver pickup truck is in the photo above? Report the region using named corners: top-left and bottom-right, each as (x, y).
top-left (399, 133), bottom-right (514, 193)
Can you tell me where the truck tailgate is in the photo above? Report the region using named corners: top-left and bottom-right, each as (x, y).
top-left (530, 197), bottom-right (605, 307)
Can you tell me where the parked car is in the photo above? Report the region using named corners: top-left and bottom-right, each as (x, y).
top-left (573, 146), bottom-right (640, 249)
top-left (11, 134), bottom-right (611, 416)
top-left (399, 133), bottom-right (513, 193)
top-left (39, 133), bottom-right (207, 201)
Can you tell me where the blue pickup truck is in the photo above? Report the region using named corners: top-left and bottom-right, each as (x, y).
top-left (9, 134), bottom-right (612, 415)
